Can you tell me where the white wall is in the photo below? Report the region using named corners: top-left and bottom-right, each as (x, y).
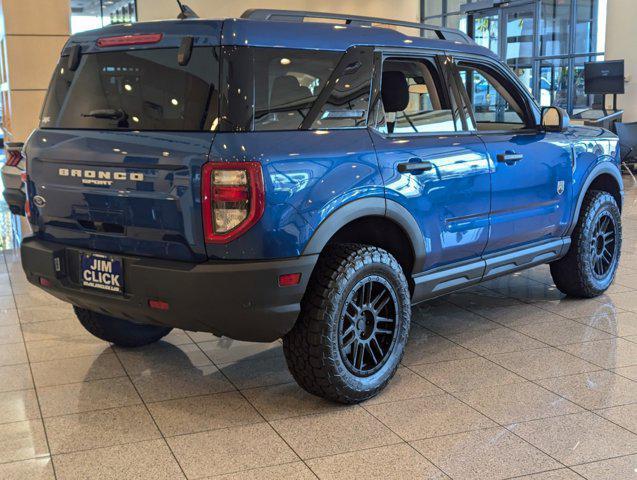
top-left (136, 0), bottom-right (419, 24)
top-left (0, 0), bottom-right (70, 143)
top-left (605, 0), bottom-right (637, 121)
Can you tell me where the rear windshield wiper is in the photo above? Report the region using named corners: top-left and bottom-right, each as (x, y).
top-left (82, 109), bottom-right (127, 120)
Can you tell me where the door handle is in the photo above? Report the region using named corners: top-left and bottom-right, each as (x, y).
top-left (497, 151), bottom-right (524, 165)
top-left (397, 159), bottom-right (433, 174)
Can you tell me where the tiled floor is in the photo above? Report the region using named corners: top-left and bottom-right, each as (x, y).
top-left (0, 184), bottom-right (636, 480)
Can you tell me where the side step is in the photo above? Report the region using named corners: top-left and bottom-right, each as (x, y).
top-left (411, 238), bottom-right (570, 304)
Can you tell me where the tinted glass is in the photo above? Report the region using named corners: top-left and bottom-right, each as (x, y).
top-left (220, 47), bottom-right (371, 132)
top-left (312, 48), bottom-right (373, 129)
top-left (377, 58), bottom-right (456, 134)
top-left (41, 47), bottom-right (219, 131)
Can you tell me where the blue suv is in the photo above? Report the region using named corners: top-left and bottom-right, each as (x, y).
top-left (21, 10), bottom-right (623, 403)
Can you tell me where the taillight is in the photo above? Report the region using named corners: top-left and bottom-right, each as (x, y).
top-left (5, 149), bottom-right (22, 167)
top-left (201, 162), bottom-right (265, 244)
top-left (22, 156), bottom-right (31, 221)
top-left (97, 33), bottom-right (163, 48)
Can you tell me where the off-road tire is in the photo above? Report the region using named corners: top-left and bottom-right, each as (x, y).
top-left (75, 307), bottom-right (173, 348)
top-left (283, 244), bottom-right (411, 404)
top-left (551, 190), bottom-right (622, 298)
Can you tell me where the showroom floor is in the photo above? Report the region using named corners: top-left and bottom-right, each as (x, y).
top-left (0, 186), bottom-right (636, 479)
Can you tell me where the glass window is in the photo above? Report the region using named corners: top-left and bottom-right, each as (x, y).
top-left (424, 0), bottom-right (443, 18)
top-left (473, 15), bottom-right (499, 54)
top-left (71, 0), bottom-right (137, 34)
top-left (457, 62), bottom-right (528, 130)
top-left (423, 16), bottom-right (443, 27)
top-left (540, 0), bottom-right (572, 57)
top-left (219, 47), bottom-right (373, 132)
top-left (254, 51), bottom-right (337, 131)
top-left (506, 9), bottom-right (535, 63)
top-left (446, 0), bottom-right (464, 14)
top-left (446, 14), bottom-right (468, 33)
top-left (312, 49), bottom-right (374, 129)
top-left (572, 55), bottom-right (604, 113)
top-left (41, 47), bottom-right (219, 131)
top-left (376, 58), bottom-right (456, 134)
top-left (539, 58), bottom-right (570, 109)
top-left (576, 0), bottom-right (605, 54)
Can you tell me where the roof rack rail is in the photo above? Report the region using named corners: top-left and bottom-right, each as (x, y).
top-left (240, 9), bottom-right (475, 45)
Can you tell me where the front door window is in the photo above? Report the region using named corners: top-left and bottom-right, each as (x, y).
top-left (456, 62), bottom-right (529, 131)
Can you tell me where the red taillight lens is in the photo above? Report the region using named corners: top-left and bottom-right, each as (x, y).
top-left (97, 33), bottom-right (163, 48)
top-left (202, 162), bottom-right (265, 244)
top-left (5, 150), bottom-right (22, 167)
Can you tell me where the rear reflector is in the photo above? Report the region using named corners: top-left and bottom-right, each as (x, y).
top-left (39, 277), bottom-right (52, 287)
top-left (279, 273), bottom-right (302, 287)
top-left (97, 33), bottom-right (163, 48)
top-left (149, 299), bottom-right (170, 311)
top-left (5, 150), bottom-right (22, 167)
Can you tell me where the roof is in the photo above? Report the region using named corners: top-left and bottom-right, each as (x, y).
top-left (64, 17), bottom-right (498, 59)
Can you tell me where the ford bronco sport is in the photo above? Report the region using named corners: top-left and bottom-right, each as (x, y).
top-left (21, 9), bottom-right (623, 403)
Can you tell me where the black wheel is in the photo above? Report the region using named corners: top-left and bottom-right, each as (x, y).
top-left (283, 244), bottom-right (411, 404)
top-left (551, 190), bottom-right (622, 298)
top-left (74, 307), bottom-right (173, 348)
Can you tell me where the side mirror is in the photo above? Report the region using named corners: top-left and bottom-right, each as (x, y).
top-left (541, 106), bottom-right (570, 133)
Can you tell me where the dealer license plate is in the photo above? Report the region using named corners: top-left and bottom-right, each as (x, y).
top-left (80, 253), bottom-right (123, 294)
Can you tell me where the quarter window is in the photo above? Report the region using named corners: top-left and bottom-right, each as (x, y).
top-left (220, 47), bottom-right (373, 132)
top-left (376, 58), bottom-right (456, 134)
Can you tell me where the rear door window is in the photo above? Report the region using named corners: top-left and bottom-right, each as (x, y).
top-left (41, 47), bottom-right (219, 131)
top-left (375, 57), bottom-right (457, 134)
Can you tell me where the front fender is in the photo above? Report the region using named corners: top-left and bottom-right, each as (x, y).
top-left (567, 160), bottom-right (624, 235)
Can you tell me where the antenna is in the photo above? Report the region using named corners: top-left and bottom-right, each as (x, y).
top-left (177, 0), bottom-right (199, 19)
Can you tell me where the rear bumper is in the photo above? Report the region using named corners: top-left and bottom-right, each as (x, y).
top-left (20, 237), bottom-right (318, 342)
top-left (2, 165), bottom-right (23, 190)
top-left (2, 187), bottom-right (25, 216)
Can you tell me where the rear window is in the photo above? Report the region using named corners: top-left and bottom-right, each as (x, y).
top-left (41, 47), bottom-right (219, 131)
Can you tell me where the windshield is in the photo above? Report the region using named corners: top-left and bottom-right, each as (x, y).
top-left (41, 47), bottom-right (220, 131)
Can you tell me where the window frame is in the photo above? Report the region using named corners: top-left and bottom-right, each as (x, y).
top-left (369, 47), bottom-right (472, 139)
top-left (448, 53), bottom-right (543, 135)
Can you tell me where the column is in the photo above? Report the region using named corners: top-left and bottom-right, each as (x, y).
top-left (0, 0), bottom-right (70, 144)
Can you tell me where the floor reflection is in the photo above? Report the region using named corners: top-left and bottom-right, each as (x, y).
top-left (0, 173), bottom-right (635, 479)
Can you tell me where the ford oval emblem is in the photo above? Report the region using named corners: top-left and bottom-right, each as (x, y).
top-left (33, 195), bottom-right (46, 207)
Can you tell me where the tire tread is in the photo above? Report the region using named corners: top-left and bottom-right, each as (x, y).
top-left (283, 243), bottom-right (410, 404)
